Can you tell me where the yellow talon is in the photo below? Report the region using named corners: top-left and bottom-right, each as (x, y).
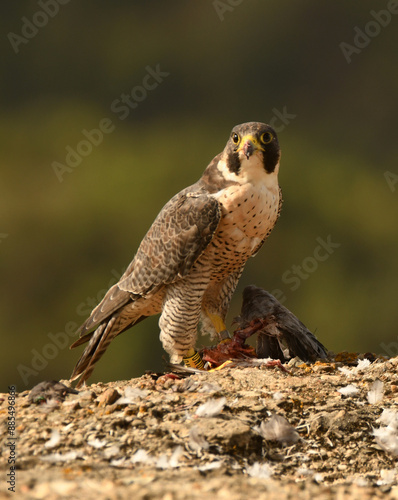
top-left (209, 360), bottom-right (234, 371)
top-left (207, 311), bottom-right (227, 333)
top-left (218, 338), bottom-right (231, 345)
top-left (183, 348), bottom-right (204, 369)
top-left (206, 310), bottom-right (231, 340)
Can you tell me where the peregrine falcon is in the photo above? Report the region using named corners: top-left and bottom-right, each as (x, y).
top-left (70, 122), bottom-right (282, 387)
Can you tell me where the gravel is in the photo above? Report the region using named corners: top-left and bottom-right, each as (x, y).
top-left (2, 353), bottom-right (398, 499)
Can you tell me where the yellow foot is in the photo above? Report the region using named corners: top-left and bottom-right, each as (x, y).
top-left (206, 311), bottom-right (231, 340)
top-left (183, 348), bottom-right (204, 370)
top-left (208, 360), bottom-right (234, 371)
top-left (207, 311), bottom-right (226, 333)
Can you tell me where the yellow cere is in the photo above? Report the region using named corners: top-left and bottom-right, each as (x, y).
top-left (236, 134), bottom-right (265, 153)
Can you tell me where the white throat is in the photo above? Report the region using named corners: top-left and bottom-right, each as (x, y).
top-left (216, 153), bottom-right (280, 193)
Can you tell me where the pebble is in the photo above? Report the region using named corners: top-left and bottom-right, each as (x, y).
top-left (98, 388), bottom-right (121, 407)
top-left (6, 356), bottom-right (398, 499)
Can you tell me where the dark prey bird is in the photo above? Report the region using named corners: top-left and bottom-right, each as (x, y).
top-left (29, 380), bottom-right (78, 404)
top-left (235, 285), bottom-right (328, 362)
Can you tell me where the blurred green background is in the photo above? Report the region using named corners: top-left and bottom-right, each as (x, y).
top-left (1, 1), bottom-right (398, 392)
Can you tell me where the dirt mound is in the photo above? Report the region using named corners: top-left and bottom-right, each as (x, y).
top-left (2, 355), bottom-right (398, 499)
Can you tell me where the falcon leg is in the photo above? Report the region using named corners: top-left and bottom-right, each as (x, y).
top-left (182, 348), bottom-right (204, 369)
top-left (201, 266), bottom-right (244, 341)
top-left (206, 310), bottom-right (231, 341)
top-left (159, 279), bottom-right (207, 369)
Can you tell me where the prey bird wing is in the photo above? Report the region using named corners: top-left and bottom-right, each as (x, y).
top-left (238, 286), bottom-right (328, 362)
top-left (275, 312), bottom-right (328, 362)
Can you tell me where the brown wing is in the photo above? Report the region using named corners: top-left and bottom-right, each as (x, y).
top-left (118, 191), bottom-right (221, 294)
top-left (74, 189), bottom-right (221, 338)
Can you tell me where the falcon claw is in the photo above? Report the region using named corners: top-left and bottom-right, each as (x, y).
top-left (207, 360), bottom-right (234, 372)
top-left (183, 348), bottom-right (205, 370)
top-left (218, 329), bottom-right (231, 341)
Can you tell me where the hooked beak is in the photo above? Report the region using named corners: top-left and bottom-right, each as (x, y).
top-left (237, 134), bottom-right (263, 160)
top-left (243, 141), bottom-right (254, 160)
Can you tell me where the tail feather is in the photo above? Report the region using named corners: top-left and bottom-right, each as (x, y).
top-left (70, 300), bottom-right (150, 387)
top-left (70, 318), bottom-right (117, 388)
top-left (70, 331), bottom-right (96, 349)
top-left (77, 284), bottom-right (132, 338)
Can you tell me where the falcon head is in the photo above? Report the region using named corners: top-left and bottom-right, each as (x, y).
top-left (222, 122), bottom-right (280, 176)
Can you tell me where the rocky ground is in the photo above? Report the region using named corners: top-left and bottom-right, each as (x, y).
top-left (2, 354), bottom-right (398, 499)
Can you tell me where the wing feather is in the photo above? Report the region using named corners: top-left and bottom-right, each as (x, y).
top-left (118, 190), bottom-right (221, 294)
top-left (74, 189), bottom-right (221, 337)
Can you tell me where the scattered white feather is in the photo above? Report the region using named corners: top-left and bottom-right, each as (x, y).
top-left (189, 426), bottom-right (209, 452)
top-left (62, 399), bottom-right (78, 408)
top-left (110, 457), bottom-right (127, 467)
top-left (297, 467), bottom-right (314, 477)
top-left (338, 358), bottom-right (371, 377)
top-left (77, 390), bottom-right (92, 399)
top-left (354, 476), bottom-right (369, 487)
top-left (373, 426), bottom-right (398, 456)
top-left (103, 445), bottom-right (120, 459)
top-left (44, 430), bottom-right (61, 449)
top-left (246, 462), bottom-right (273, 479)
top-left (338, 384), bottom-right (359, 396)
top-left (88, 438), bottom-right (107, 449)
top-left (254, 414), bottom-right (299, 445)
top-left (131, 447), bottom-right (183, 469)
top-left (367, 380), bottom-right (384, 404)
top-left (338, 366), bottom-right (353, 376)
top-left (198, 382), bottom-right (222, 393)
top-left (196, 461), bottom-right (222, 472)
top-left (116, 387), bottom-right (149, 405)
top-left (377, 469), bottom-right (396, 485)
top-left (313, 473), bottom-right (324, 484)
top-left (195, 397), bottom-right (226, 417)
top-left (131, 449), bottom-right (153, 464)
top-left (127, 386), bottom-right (148, 398)
top-left (373, 409), bottom-right (398, 456)
top-left (41, 451), bottom-right (77, 462)
top-left (156, 446), bottom-right (183, 469)
top-left (377, 409), bottom-right (398, 428)
top-left (357, 359), bottom-right (371, 370)
top-left (156, 454), bottom-right (169, 469)
top-left (249, 357), bottom-right (273, 365)
top-left (38, 400), bottom-right (59, 412)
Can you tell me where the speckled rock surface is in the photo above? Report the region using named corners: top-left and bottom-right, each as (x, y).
top-left (1, 355), bottom-right (398, 499)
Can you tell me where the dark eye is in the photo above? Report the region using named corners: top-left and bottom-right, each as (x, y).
top-left (232, 133), bottom-right (239, 144)
top-left (261, 132), bottom-right (273, 144)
